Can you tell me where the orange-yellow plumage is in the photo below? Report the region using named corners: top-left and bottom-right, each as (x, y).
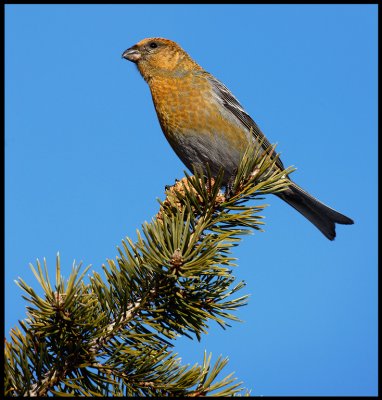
top-left (122, 37), bottom-right (354, 240)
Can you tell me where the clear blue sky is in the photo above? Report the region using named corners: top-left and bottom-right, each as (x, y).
top-left (5, 4), bottom-right (377, 396)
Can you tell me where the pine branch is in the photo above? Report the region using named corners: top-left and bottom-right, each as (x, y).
top-left (4, 139), bottom-right (294, 396)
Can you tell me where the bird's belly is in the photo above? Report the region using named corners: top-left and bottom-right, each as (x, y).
top-left (166, 127), bottom-right (249, 181)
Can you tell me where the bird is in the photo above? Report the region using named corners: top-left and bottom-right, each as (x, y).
top-left (122, 37), bottom-right (354, 240)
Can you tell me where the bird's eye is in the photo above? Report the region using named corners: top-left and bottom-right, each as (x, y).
top-left (149, 42), bottom-right (158, 49)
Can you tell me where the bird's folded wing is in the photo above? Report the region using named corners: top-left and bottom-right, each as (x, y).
top-left (202, 71), bottom-right (285, 171)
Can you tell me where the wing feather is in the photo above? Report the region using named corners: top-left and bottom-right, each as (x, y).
top-left (202, 71), bottom-right (285, 170)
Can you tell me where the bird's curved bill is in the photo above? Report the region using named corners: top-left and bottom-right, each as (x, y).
top-left (122, 47), bottom-right (141, 62)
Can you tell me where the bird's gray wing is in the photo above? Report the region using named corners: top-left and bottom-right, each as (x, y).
top-left (202, 71), bottom-right (285, 170)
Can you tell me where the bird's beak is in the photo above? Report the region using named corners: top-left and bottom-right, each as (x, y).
top-left (122, 46), bottom-right (141, 62)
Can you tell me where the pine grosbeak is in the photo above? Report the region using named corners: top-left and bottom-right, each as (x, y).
top-left (122, 37), bottom-right (353, 240)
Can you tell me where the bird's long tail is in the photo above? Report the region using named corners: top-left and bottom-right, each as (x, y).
top-left (277, 182), bottom-right (354, 240)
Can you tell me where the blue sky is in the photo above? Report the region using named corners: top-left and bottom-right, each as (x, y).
top-left (5, 4), bottom-right (377, 396)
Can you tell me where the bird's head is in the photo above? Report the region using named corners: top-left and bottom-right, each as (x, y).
top-left (122, 37), bottom-right (200, 81)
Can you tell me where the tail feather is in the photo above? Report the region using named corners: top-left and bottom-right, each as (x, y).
top-left (277, 182), bottom-right (354, 240)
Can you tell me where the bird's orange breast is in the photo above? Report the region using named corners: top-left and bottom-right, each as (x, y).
top-left (148, 73), bottom-right (250, 178)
